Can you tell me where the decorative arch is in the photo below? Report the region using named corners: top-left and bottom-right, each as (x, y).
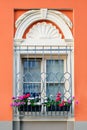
top-left (26, 22), bottom-right (62, 39)
top-left (15, 9), bottom-right (73, 40)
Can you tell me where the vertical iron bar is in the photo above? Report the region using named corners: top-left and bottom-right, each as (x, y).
top-left (66, 46), bottom-right (68, 72)
top-left (27, 46), bottom-right (29, 73)
top-left (50, 46), bottom-right (53, 64)
top-left (42, 46), bottom-right (45, 73)
top-left (58, 46), bottom-right (60, 72)
top-left (26, 46), bottom-right (29, 114)
top-left (34, 46), bottom-right (36, 65)
top-left (42, 46), bottom-right (45, 115)
top-left (18, 46), bottom-right (21, 96)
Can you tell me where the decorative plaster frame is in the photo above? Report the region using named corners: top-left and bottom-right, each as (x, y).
top-left (14, 9), bottom-right (74, 116)
top-left (14, 9), bottom-right (74, 42)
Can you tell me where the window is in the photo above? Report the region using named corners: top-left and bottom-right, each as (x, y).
top-left (23, 58), bottom-right (64, 98)
top-left (14, 45), bottom-right (73, 116)
top-left (14, 9), bottom-right (74, 117)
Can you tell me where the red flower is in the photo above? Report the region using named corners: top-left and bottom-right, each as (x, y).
top-left (22, 93), bottom-right (30, 99)
top-left (56, 97), bottom-right (61, 102)
top-left (59, 103), bottom-right (64, 107)
top-left (56, 92), bottom-right (61, 97)
top-left (26, 93), bottom-right (30, 98)
top-left (61, 100), bottom-right (65, 105)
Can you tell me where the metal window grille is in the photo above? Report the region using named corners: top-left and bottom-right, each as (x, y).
top-left (14, 45), bottom-right (73, 117)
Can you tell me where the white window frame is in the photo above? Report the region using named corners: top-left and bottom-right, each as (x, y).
top-left (14, 45), bottom-right (74, 103)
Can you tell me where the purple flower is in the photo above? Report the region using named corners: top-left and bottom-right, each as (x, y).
top-left (68, 99), bottom-right (71, 104)
top-left (10, 102), bottom-right (16, 107)
top-left (18, 95), bottom-right (24, 100)
top-left (10, 101), bottom-right (25, 107)
top-left (14, 102), bottom-right (18, 106)
top-left (17, 102), bottom-right (21, 106)
top-left (21, 102), bottom-right (25, 105)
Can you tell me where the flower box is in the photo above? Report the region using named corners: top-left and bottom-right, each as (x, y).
top-left (18, 105), bottom-right (41, 112)
top-left (46, 105), bottom-right (70, 111)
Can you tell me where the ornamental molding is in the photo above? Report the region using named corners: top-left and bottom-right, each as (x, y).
top-left (26, 22), bottom-right (62, 39)
top-left (15, 9), bottom-right (73, 40)
top-left (40, 8), bottom-right (48, 18)
top-left (24, 22), bottom-right (65, 45)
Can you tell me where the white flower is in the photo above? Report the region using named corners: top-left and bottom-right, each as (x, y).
top-left (28, 102), bottom-right (31, 105)
top-left (35, 102), bottom-right (41, 105)
top-left (44, 96), bottom-right (48, 100)
top-left (50, 94), bottom-right (53, 97)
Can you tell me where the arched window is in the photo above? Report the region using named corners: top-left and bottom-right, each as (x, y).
top-left (14, 9), bottom-right (74, 116)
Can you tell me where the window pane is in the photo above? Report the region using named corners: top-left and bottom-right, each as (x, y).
top-left (23, 59), bottom-right (41, 94)
top-left (46, 60), bottom-right (64, 98)
top-left (23, 83), bottom-right (41, 95)
top-left (46, 83), bottom-right (64, 99)
top-left (23, 59), bottom-right (41, 82)
top-left (46, 60), bottom-right (64, 82)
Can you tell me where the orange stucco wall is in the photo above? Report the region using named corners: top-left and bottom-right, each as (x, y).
top-left (0, 0), bottom-right (87, 121)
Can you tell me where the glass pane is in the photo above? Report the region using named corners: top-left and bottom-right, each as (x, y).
top-left (46, 83), bottom-right (64, 99)
top-left (23, 83), bottom-right (41, 96)
top-left (23, 59), bottom-right (41, 95)
top-left (23, 59), bottom-right (41, 82)
top-left (46, 60), bottom-right (64, 82)
top-left (46, 60), bottom-right (64, 98)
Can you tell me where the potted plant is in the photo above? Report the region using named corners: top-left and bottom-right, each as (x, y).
top-left (10, 93), bottom-right (30, 111)
top-left (44, 92), bottom-right (78, 112)
top-left (10, 93), bottom-right (41, 112)
top-left (20, 98), bottom-right (41, 112)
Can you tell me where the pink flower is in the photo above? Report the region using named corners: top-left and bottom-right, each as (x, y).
top-left (72, 96), bottom-right (75, 99)
top-left (10, 103), bottom-right (14, 107)
top-left (75, 100), bottom-right (79, 105)
top-left (18, 95), bottom-right (24, 100)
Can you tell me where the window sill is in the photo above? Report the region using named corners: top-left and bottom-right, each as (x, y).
top-left (13, 116), bottom-right (74, 122)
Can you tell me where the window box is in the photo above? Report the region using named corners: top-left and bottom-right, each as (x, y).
top-left (18, 105), bottom-right (42, 112)
top-left (47, 105), bottom-right (70, 111)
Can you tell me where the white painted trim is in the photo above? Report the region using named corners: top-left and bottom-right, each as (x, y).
top-left (15, 9), bottom-right (73, 40)
top-left (14, 39), bottom-right (74, 47)
top-left (26, 22), bottom-right (62, 39)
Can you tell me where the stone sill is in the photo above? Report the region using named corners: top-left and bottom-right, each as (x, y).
top-left (13, 116), bottom-right (74, 122)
